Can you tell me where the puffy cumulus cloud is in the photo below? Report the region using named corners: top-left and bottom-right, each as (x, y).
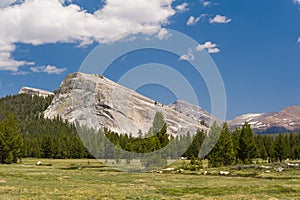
top-left (186, 14), bottom-right (206, 26)
top-left (209, 14), bottom-right (231, 24)
top-left (179, 48), bottom-right (195, 61)
top-left (175, 2), bottom-right (188, 12)
top-left (196, 41), bottom-right (220, 54)
top-left (0, 43), bottom-right (35, 71)
top-left (297, 37), bottom-right (300, 43)
top-left (0, 0), bottom-right (175, 71)
top-left (30, 65), bottom-right (67, 74)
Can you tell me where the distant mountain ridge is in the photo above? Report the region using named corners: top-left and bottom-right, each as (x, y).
top-left (228, 106), bottom-right (300, 133)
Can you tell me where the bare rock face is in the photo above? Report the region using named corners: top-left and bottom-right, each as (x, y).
top-left (19, 87), bottom-right (54, 97)
top-left (228, 106), bottom-right (300, 132)
top-left (44, 72), bottom-right (208, 136)
top-left (168, 100), bottom-right (221, 126)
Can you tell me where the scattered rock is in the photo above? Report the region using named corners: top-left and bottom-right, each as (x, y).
top-left (260, 165), bottom-right (271, 169)
top-left (0, 179), bottom-right (6, 183)
top-left (275, 167), bottom-right (284, 172)
top-left (287, 162), bottom-right (299, 167)
top-left (36, 161), bottom-right (43, 166)
top-left (161, 168), bottom-right (175, 172)
top-left (219, 171), bottom-right (230, 176)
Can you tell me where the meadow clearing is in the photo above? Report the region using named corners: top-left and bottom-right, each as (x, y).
top-left (0, 159), bottom-right (299, 199)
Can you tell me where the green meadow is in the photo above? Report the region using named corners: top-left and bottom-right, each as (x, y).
top-left (0, 159), bottom-right (299, 199)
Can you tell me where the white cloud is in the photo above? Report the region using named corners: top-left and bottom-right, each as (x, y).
top-left (297, 37), bottom-right (300, 43)
top-left (30, 65), bottom-right (67, 74)
top-left (12, 71), bottom-right (29, 75)
top-left (196, 41), bottom-right (220, 54)
top-left (203, 1), bottom-right (211, 7)
top-left (209, 14), bottom-right (231, 24)
top-left (196, 41), bottom-right (216, 51)
top-left (207, 47), bottom-right (220, 53)
top-left (0, 43), bottom-right (35, 71)
top-left (0, 0), bottom-right (175, 71)
top-left (294, 0), bottom-right (300, 4)
top-left (175, 2), bottom-right (188, 12)
top-left (186, 14), bottom-right (206, 26)
top-left (187, 16), bottom-right (198, 26)
top-left (156, 28), bottom-right (172, 40)
top-left (179, 49), bottom-right (195, 61)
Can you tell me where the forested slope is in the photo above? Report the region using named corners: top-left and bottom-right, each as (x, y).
top-left (0, 94), bottom-right (90, 161)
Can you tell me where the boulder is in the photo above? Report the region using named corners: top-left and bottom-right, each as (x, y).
top-left (219, 171), bottom-right (230, 175)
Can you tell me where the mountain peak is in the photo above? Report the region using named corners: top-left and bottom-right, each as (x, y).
top-left (228, 106), bottom-right (300, 133)
top-left (44, 73), bottom-right (209, 136)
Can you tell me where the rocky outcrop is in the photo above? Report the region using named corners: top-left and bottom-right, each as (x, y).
top-left (18, 87), bottom-right (54, 97)
top-left (168, 100), bottom-right (220, 126)
top-left (44, 73), bottom-right (208, 136)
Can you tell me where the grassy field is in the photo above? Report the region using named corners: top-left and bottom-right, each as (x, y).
top-left (0, 159), bottom-right (299, 199)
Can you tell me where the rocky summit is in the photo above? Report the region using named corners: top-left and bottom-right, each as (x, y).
top-left (44, 73), bottom-right (209, 136)
top-left (19, 87), bottom-right (54, 97)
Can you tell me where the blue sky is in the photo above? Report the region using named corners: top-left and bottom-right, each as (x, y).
top-left (0, 0), bottom-right (300, 120)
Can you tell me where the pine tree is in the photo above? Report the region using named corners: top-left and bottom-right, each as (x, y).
top-left (0, 113), bottom-right (24, 164)
top-left (260, 143), bottom-right (268, 161)
top-left (184, 130), bottom-right (205, 158)
top-left (255, 135), bottom-right (268, 160)
top-left (200, 121), bottom-right (221, 159)
top-left (232, 128), bottom-right (241, 162)
top-left (151, 112), bottom-right (165, 135)
top-left (274, 134), bottom-right (288, 162)
top-left (208, 123), bottom-right (235, 167)
top-left (156, 123), bottom-right (169, 148)
top-left (288, 134), bottom-right (296, 160)
top-left (140, 112), bottom-right (169, 170)
top-left (221, 123), bottom-right (236, 166)
top-left (238, 122), bottom-right (257, 164)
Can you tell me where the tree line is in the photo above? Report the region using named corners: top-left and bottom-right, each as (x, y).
top-left (87, 121), bottom-right (300, 168)
top-left (0, 94), bottom-right (91, 164)
top-left (0, 93), bottom-right (300, 167)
